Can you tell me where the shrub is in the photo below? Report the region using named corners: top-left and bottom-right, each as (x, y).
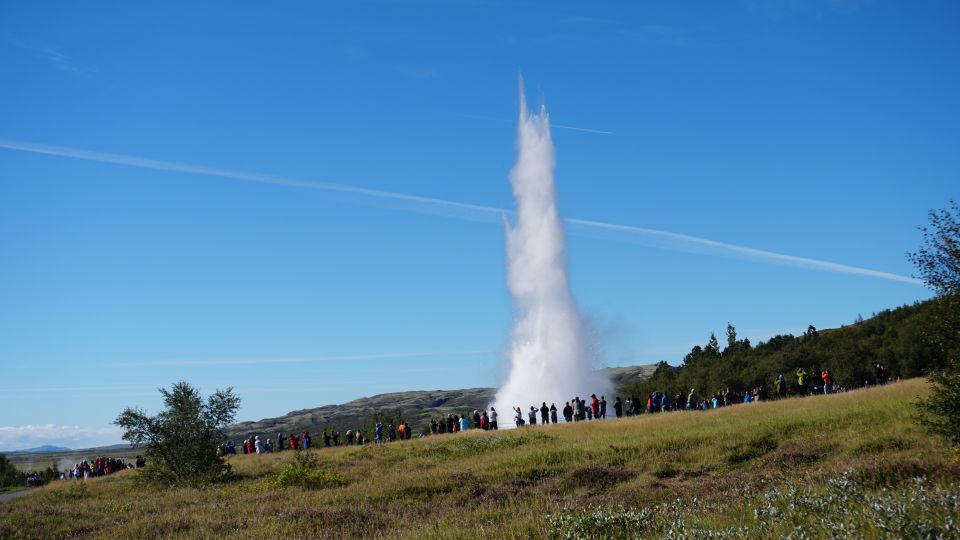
top-left (909, 202), bottom-right (960, 446)
top-left (114, 381), bottom-right (240, 487)
top-left (0, 454), bottom-right (20, 488)
top-left (272, 451), bottom-right (347, 489)
top-left (547, 506), bottom-right (654, 539)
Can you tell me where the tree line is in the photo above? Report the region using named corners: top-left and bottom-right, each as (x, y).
top-left (619, 298), bottom-right (955, 400)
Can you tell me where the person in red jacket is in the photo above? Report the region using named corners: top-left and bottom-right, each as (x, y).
top-left (590, 394), bottom-right (600, 419)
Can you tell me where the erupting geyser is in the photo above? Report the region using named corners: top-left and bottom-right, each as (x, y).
top-left (492, 81), bottom-right (611, 423)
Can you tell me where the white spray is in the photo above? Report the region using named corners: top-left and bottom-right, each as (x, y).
top-left (492, 81), bottom-right (610, 424)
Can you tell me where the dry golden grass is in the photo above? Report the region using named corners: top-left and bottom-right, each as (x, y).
top-left (2, 379), bottom-right (955, 539)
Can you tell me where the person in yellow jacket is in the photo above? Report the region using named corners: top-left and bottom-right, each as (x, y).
top-left (796, 367), bottom-right (809, 396)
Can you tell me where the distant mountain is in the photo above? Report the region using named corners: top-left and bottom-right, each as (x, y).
top-left (226, 363), bottom-right (657, 440)
top-left (72, 444), bottom-right (130, 451)
top-left (9, 445), bottom-right (71, 454)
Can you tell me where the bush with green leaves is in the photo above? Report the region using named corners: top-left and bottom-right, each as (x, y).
top-left (114, 381), bottom-right (240, 487)
top-left (272, 451), bottom-right (347, 489)
top-left (909, 201), bottom-right (960, 446)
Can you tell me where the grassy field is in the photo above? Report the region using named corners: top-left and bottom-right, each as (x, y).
top-left (2, 379), bottom-right (957, 539)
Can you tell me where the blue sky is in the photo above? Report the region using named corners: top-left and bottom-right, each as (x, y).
top-left (1, 1), bottom-right (957, 450)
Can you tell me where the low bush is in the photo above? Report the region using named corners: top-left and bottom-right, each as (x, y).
top-left (271, 451), bottom-right (347, 489)
top-left (547, 506), bottom-right (655, 539)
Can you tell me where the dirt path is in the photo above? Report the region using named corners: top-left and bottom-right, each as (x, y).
top-left (0, 489), bottom-right (33, 504)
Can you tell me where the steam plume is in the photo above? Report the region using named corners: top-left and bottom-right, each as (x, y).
top-left (492, 81), bottom-right (610, 424)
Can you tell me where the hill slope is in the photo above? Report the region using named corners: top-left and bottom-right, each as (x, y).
top-left (3, 379), bottom-right (956, 538)
top-left (228, 387), bottom-right (495, 440)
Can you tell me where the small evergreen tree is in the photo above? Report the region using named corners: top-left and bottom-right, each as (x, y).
top-left (705, 333), bottom-right (721, 357)
top-left (726, 323), bottom-right (737, 351)
top-left (115, 381), bottom-right (240, 486)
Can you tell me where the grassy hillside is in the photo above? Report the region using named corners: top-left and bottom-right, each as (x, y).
top-left (2, 379), bottom-right (956, 539)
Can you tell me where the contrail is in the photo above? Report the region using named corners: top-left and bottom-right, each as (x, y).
top-left (109, 349), bottom-right (495, 367)
top-left (551, 123), bottom-right (614, 135)
top-left (0, 139), bottom-right (921, 285)
top-left (564, 218), bottom-right (922, 285)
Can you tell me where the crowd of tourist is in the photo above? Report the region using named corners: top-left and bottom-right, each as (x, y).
top-left (66, 456), bottom-right (144, 480)
top-left (221, 422), bottom-right (423, 455)
top-left (221, 363), bottom-right (901, 451)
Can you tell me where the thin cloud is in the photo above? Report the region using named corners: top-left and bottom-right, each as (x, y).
top-left (0, 139), bottom-right (921, 285)
top-left (6, 35), bottom-right (98, 78)
top-left (110, 349), bottom-right (496, 367)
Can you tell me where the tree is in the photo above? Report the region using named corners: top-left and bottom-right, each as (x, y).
top-left (909, 201), bottom-right (960, 296)
top-left (726, 323), bottom-right (737, 351)
top-left (909, 201), bottom-right (960, 446)
top-left (115, 381), bottom-right (240, 486)
top-left (705, 333), bottom-right (720, 357)
top-left (0, 454), bottom-right (22, 487)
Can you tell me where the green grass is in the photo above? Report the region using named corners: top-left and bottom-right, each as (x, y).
top-left (1, 379), bottom-right (956, 539)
